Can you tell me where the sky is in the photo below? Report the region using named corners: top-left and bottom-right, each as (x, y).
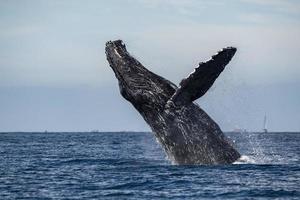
top-left (0, 0), bottom-right (300, 132)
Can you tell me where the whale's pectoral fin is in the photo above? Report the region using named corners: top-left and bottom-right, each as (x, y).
top-left (169, 47), bottom-right (237, 107)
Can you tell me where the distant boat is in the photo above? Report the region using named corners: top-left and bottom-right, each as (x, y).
top-left (91, 130), bottom-right (99, 133)
top-left (263, 114), bottom-right (268, 133)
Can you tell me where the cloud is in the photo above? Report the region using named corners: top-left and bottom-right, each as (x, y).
top-left (133, 24), bottom-right (300, 86)
top-left (128, 0), bottom-right (225, 17)
top-left (1, 0), bottom-right (299, 88)
top-left (0, 26), bottom-right (42, 37)
top-left (240, 0), bottom-right (300, 14)
top-left (238, 13), bottom-right (274, 24)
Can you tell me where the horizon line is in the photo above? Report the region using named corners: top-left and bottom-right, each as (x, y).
top-left (0, 131), bottom-right (299, 133)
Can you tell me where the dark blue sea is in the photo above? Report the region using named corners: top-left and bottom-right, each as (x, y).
top-left (0, 132), bottom-right (299, 199)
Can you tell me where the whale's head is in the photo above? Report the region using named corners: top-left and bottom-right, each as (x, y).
top-left (105, 40), bottom-right (176, 112)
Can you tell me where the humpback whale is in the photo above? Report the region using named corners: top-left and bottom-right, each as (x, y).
top-left (105, 40), bottom-right (240, 165)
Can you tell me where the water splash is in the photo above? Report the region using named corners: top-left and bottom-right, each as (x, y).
top-left (233, 132), bottom-right (285, 165)
top-left (233, 155), bottom-right (256, 164)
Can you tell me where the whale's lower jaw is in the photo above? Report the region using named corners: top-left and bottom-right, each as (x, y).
top-left (105, 40), bottom-right (240, 165)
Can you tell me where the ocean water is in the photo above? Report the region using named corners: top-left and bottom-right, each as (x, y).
top-left (0, 132), bottom-right (299, 199)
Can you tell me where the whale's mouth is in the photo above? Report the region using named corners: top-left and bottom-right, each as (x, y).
top-left (105, 40), bottom-right (144, 81)
top-left (105, 40), bottom-right (149, 101)
top-left (105, 40), bottom-right (134, 92)
top-left (105, 40), bottom-right (127, 77)
top-left (105, 39), bottom-right (178, 109)
top-left (106, 40), bottom-right (127, 58)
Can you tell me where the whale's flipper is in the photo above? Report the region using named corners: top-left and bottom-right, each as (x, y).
top-left (169, 47), bottom-right (236, 107)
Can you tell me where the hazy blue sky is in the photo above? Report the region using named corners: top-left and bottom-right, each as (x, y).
top-left (0, 0), bottom-right (299, 132)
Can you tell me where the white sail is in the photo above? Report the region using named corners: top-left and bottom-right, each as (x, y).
top-left (263, 114), bottom-right (268, 133)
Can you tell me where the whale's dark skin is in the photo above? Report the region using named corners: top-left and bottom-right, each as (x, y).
top-left (105, 40), bottom-right (240, 165)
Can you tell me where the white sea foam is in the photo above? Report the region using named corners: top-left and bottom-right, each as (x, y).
top-left (233, 155), bottom-right (256, 164)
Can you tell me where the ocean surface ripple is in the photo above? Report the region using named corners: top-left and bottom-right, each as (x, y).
top-left (0, 132), bottom-right (299, 199)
